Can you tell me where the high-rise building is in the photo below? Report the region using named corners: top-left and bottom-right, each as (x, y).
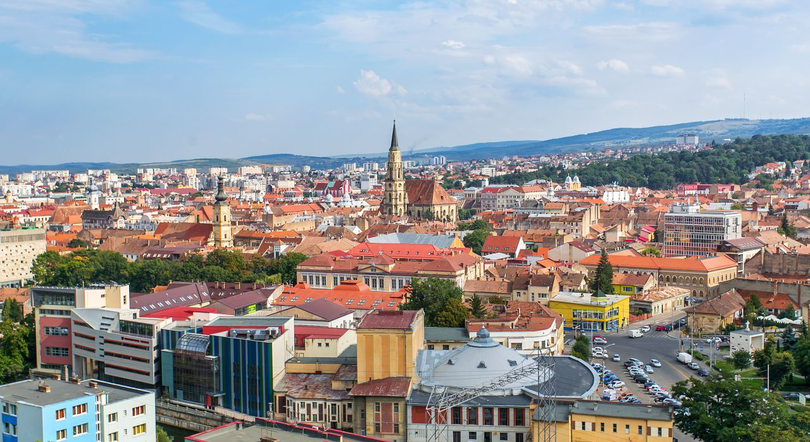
top-left (0, 377), bottom-right (155, 442)
top-left (0, 227), bottom-right (46, 288)
top-left (212, 176), bottom-right (233, 248)
top-left (664, 200), bottom-right (741, 257)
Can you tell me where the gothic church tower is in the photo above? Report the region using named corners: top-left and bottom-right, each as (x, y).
top-left (383, 120), bottom-right (407, 217)
top-left (212, 176), bottom-right (233, 247)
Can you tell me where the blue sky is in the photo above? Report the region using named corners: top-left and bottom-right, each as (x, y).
top-left (0, 0), bottom-right (808, 164)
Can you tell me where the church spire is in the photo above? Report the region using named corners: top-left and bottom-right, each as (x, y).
top-left (215, 175), bottom-right (227, 203)
top-left (390, 119), bottom-right (399, 151)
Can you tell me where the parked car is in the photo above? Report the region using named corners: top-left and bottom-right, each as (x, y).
top-left (688, 362), bottom-right (700, 370)
top-left (650, 359), bottom-right (662, 367)
top-left (608, 380), bottom-right (626, 388)
top-left (593, 337), bottom-right (608, 345)
top-left (641, 325), bottom-right (651, 333)
top-left (612, 354), bottom-right (620, 362)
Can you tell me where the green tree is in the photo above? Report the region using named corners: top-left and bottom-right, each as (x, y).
top-left (129, 259), bottom-right (173, 292)
top-left (753, 338), bottom-right (777, 376)
top-left (781, 325), bottom-right (799, 351)
top-left (793, 338), bottom-right (810, 381)
top-left (731, 349), bottom-right (751, 370)
top-left (0, 320), bottom-right (29, 383)
top-left (67, 238), bottom-right (88, 248)
top-left (278, 253), bottom-right (309, 284)
top-left (731, 203), bottom-right (744, 210)
top-left (589, 249), bottom-right (614, 294)
top-left (768, 203), bottom-right (775, 216)
top-left (432, 298), bottom-right (469, 327)
top-left (769, 352), bottom-right (795, 390)
top-left (156, 425), bottom-right (174, 442)
top-left (640, 247), bottom-right (661, 257)
top-left (1, 298), bottom-right (23, 323)
top-left (571, 334), bottom-right (591, 361)
top-left (672, 376), bottom-right (810, 441)
top-left (458, 219), bottom-right (488, 231)
top-left (778, 213), bottom-right (798, 239)
top-left (469, 295), bottom-right (486, 319)
top-left (779, 305), bottom-right (797, 320)
top-left (400, 278), bottom-right (466, 327)
top-left (463, 229), bottom-right (491, 255)
top-left (744, 294), bottom-right (763, 317)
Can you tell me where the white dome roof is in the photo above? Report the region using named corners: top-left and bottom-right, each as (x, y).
top-left (416, 327), bottom-right (552, 394)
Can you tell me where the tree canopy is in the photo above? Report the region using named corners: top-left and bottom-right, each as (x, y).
top-left (400, 277), bottom-right (468, 327)
top-left (488, 134), bottom-right (810, 189)
top-left (32, 249), bottom-right (301, 293)
top-left (589, 249), bottom-right (614, 294)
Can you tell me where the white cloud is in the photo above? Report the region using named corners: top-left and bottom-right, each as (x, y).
top-left (597, 59), bottom-right (630, 72)
top-left (704, 70), bottom-right (732, 89)
top-left (353, 69), bottom-right (405, 98)
top-left (0, 0), bottom-right (155, 63)
top-left (244, 113), bottom-right (271, 121)
top-left (336, 85), bottom-right (345, 94)
top-left (441, 40), bottom-right (465, 49)
top-left (177, 1), bottom-right (243, 34)
top-left (557, 60), bottom-right (583, 76)
top-left (650, 64), bottom-right (685, 77)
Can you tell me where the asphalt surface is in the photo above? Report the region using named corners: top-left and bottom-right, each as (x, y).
top-left (566, 311), bottom-right (707, 442)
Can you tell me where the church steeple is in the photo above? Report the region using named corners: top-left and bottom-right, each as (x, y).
top-left (390, 120), bottom-right (399, 151)
top-left (212, 175), bottom-right (232, 248)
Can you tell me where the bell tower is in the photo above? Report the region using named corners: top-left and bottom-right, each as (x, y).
top-left (383, 120), bottom-right (407, 217)
top-left (212, 176), bottom-right (233, 248)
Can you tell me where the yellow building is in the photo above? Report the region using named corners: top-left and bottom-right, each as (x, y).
top-left (533, 400), bottom-right (675, 442)
top-left (549, 291), bottom-right (630, 332)
top-left (351, 309), bottom-right (424, 442)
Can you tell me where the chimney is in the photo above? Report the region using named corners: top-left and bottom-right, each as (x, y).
top-left (63, 365), bottom-right (69, 382)
top-left (89, 381), bottom-right (98, 389)
top-left (647, 405), bottom-right (652, 413)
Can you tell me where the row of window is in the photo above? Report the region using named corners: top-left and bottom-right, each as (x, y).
top-left (46, 346), bottom-right (69, 357)
top-left (575, 421), bottom-right (670, 437)
top-left (45, 326), bottom-right (70, 336)
top-left (452, 431), bottom-right (524, 442)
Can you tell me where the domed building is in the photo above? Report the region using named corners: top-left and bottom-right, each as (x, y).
top-left (407, 328), bottom-right (598, 442)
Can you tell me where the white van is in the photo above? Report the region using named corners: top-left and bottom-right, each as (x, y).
top-left (629, 329), bottom-right (643, 338)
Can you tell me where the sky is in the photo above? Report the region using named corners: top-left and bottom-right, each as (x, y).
top-left (1, 0), bottom-right (809, 165)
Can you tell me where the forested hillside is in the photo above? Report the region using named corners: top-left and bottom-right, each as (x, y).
top-left (489, 134), bottom-right (810, 189)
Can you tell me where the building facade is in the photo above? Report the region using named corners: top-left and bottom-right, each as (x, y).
top-left (0, 378), bottom-right (155, 442)
top-left (663, 202), bottom-right (741, 257)
top-left (0, 227), bottom-right (46, 288)
top-left (548, 291), bottom-right (631, 332)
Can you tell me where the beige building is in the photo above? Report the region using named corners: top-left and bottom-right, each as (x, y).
top-left (630, 286), bottom-right (689, 316)
top-left (580, 253), bottom-right (738, 299)
top-left (684, 289), bottom-right (746, 335)
top-left (534, 400), bottom-right (675, 442)
top-left (0, 227), bottom-right (46, 288)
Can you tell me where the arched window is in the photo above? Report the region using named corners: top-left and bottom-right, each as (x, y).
top-left (666, 276), bottom-right (670, 283)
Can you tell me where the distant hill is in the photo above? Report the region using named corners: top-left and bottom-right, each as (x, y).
top-left (3, 118), bottom-right (810, 174)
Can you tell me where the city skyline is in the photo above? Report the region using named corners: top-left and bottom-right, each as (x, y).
top-left (2, 0), bottom-right (809, 164)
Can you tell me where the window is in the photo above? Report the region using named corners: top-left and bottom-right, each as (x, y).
top-left (500, 433), bottom-right (508, 441)
top-left (72, 403), bottom-right (87, 416)
top-left (108, 412), bottom-right (118, 423)
top-left (3, 423), bottom-right (17, 436)
top-left (514, 409), bottom-right (524, 426)
top-left (499, 408), bottom-right (509, 426)
top-left (516, 434), bottom-right (524, 442)
top-left (56, 408), bottom-right (65, 420)
top-left (73, 423), bottom-right (88, 436)
top-left (374, 402), bottom-right (381, 413)
top-left (46, 347), bottom-right (70, 357)
top-left (468, 407), bottom-right (478, 425)
top-left (580, 422), bottom-right (586, 431)
top-left (132, 405), bottom-right (145, 416)
top-left (109, 432), bottom-right (119, 441)
top-left (2, 403), bottom-right (16, 416)
top-left (469, 432), bottom-right (478, 440)
top-left (613, 423), bottom-right (617, 433)
top-left (393, 423), bottom-right (400, 433)
top-left (638, 425), bottom-right (643, 435)
top-left (133, 424), bottom-right (147, 435)
top-left (393, 403), bottom-right (399, 413)
top-left (484, 408), bottom-right (494, 425)
top-left (452, 407), bottom-right (462, 425)
top-left (600, 423), bottom-right (605, 432)
top-left (453, 431), bottom-right (462, 442)
top-left (56, 429), bottom-right (67, 441)
top-left (658, 428), bottom-right (663, 437)
top-left (625, 424), bottom-right (630, 434)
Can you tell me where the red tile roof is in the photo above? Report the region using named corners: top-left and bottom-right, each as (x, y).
top-left (358, 310), bottom-right (419, 330)
top-left (349, 377), bottom-right (412, 397)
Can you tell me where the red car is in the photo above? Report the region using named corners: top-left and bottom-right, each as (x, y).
top-left (655, 325), bottom-right (666, 331)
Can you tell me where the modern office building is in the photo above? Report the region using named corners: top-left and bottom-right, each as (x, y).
top-left (0, 377), bottom-right (155, 442)
top-left (160, 316), bottom-right (295, 417)
top-left (663, 201), bottom-right (741, 257)
top-left (32, 285), bottom-right (130, 375)
top-left (0, 227), bottom-right (46, 288)
top-left (71, 308), bottom-right (170, 388)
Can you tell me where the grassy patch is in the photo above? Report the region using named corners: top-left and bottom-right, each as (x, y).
top-left (712, 360), bottom-right (735, 374)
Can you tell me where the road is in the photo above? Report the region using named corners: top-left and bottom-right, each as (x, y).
top-left (567, 311), bottom-right (707, 442)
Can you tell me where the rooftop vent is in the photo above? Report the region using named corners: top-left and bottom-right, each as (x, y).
top-left (38, 384), bottom-right (51, 393)
top-left (508, 360), bottom-right (517, 367)
top-left (478, 361), bottom-right (487, 369)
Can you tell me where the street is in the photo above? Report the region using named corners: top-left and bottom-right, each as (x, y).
top-left (567, 311), bottom-right (707, 442)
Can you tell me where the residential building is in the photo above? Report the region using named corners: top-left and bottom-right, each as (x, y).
top-left (33, 285), bottom-right (130, 374)
top-left (481, 235), bottom-right (526, 258)
top-left (466, 301), bottom-right (565, 355)
top-left (663, 201), bottom-right (741, 257)
top-left (579, 253), bottom-right (738, 299)
top-left (296, 251), bottom-right (484, 292)
top-left (350, 309), bottom-right (424, 441)
top-left (80, 203), bottom-right (126, 230)
top-left (684, 289), bottom-right (746, 334)
top-left (272, 280), bottom-right (405, 314)
top-left (613, 273), bottom-right (656, 295)
top-left (717, 237), bottom-right (766, 275)
top-left (548, 291), bottom-right (631, 332)
top-left (160, 316), bottom-right (295, 416)
top-left (0, 227), bottom-right (46, 288)
top-left (271, 298), bottom-right (355, 328)
top-left (630, 286), bottom-right (689, 317)
top-left (0, 378), bottom-right (155, 442)
top-left (548, 240), bottom-right (595, 263)
top-left (532, 400), bottom-right (674, 442)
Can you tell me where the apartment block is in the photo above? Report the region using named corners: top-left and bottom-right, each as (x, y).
top-left (0, 227), bottom-right (46, 288)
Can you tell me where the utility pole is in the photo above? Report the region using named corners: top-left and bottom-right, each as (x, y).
top-left (767, 364), bottom-right (770, 392)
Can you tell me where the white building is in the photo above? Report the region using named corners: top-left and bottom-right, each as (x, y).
top-left (664, 201), bottom-right (741, 257)
top-left (0, 228), bottom-right (46, 288)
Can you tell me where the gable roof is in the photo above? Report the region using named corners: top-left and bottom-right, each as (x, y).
top-left (405, 179), bottom-right (455, 205)
top-left (287, 298), bottom-right (353, 321)
top-left (685, 289), bottom-right (745, 317)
